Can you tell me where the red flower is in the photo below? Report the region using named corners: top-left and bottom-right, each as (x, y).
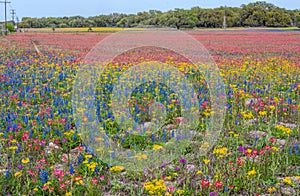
top-left (201, 179), bottom-right (210, 188)
top-left (91, 178), bottom-right (98, 185)
top-left (59, 183), bottom-right (66, 190)
top-left (22, 131), bottom-right (29, 142)
top-left (237, 158), bottom-right (242, 166)
top-left (168, 186), bottom-right (175, 192)
top-left (214, 181), bottom-right (223, 190)
top-left (269, 137), bottom-right (275, 143)
top-left (259, 149), bottom-right (266, 155)
top-left (265, 146), bottom-right (272, 150)
top-left (251, 149), bottom-right (258, 157)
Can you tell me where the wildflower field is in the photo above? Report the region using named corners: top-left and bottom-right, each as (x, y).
top-left (0, 30), bottom-right (299, 196)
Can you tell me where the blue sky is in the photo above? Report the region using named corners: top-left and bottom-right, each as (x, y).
top-left (1, 0), bottom-right (299, 21)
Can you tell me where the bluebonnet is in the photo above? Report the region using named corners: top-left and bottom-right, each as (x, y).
top-left (94, 165), bottom-right (99, 173)
top-left (224, 186), bottom-right (229, 192)
top-left (77, 154), bottom-right (84, 165)
top-left (39, 170), bottom-right (49, 185)
top-left (5, 170), bottom-right (9, 179)
top-left (16, 144), bottom-right (21, 153)
top-left (73, 131), bottom-right (77, 141)
top-left (69, 164), bottom-right (74, 175)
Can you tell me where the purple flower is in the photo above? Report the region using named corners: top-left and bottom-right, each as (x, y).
top-left (161, 163), bottom-right (167, 167)
top-left (174, 167), bottom-right (180, 171)
top-left (17, 165), bottom-right (24, 169)
top-left (179, 158), bottom-right (186, 163)
top-left (238, 145), bottom-right (244, 152)
top-left (61, 138), bottom-right (67, 143)
top-left (209, 192), bottom-right (217, 196)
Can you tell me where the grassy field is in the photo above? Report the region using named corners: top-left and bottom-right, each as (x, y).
top-left (0, 30), bottom-right (299, 195)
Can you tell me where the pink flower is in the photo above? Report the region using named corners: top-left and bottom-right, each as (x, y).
top-left (214, 181), bottom-right (223, 190)
top-left (27, 170), bottom-right (37, 176)
top-left (168, 186), bottom-right (175, 192)
top-left (54, 169), bottom-right (64, 177)
top-left (91, 178), bottom-right (98, 185)
top-left (42, 186), bottom-right (48, 190)
top-left (237, 158), bottom-right (242, 166)
top-left (59, 183), bottom-right (66, 190)
top-left (251, 149), bottom-right (258, 157)
top-left (259, 149), bottom-right (266, 155)
top-left (201, 179), bottom-right (210, 188)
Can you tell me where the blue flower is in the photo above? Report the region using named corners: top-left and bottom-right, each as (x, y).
top-left (39, 170), bottom-right (49, 185)
top-left (5, 170), bottom-right (9, 179)
top-left (69, 164), bottom-right (74, 175)
top-left (77, 154), bottom-right (84, 165)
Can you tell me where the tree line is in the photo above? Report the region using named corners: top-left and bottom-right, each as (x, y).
top-left (18, 1), bottom-right (300, 29)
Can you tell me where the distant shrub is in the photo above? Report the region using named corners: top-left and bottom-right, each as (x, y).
top-left (6, 23), bottom-right (15, 32)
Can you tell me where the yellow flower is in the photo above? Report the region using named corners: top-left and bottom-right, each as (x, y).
top-left (269, 105), bottom-right (275, 110)
top-left (234, 133), bottom-right (239, 137)
top-left (75, 180), bottom-right (83, 185)
top-left (242, 111), bottom-right (254, 119)
top-left (65, 192), bottom-right (72, 196)
top-left (176, 190), bottom-right (185, 195)
top-left (283, 177), bottom-right (293, 186)
top-left (14, 171), bottom-right (22, 177)
top-left (87, 162), bottom-right (98, 170)
top-left (84, 155), bottom-right (93, 159)
top-left (213, 147), bottom-right (229, 155)
top-left (165, 176), bottom-right (172, 181)
top-left (259, 111), bottom-right (267, 116)
top-left (144, 179), bottom-right (167, 195)
top-left (275, 125), bottom-right (293, 135)
top-left (272, 146), bottom-right (280, 152)
top-left (203, 159), bottom-right (210, 164)
top-left (247, 168), bottom-right (257, 176)
top-left (22, 158), bottom-right (30, 164)
top-left (153, 144), bottom-right (163, 150)
top-left (196, 170), bottom-right (202, 175)
top-left (246, 149), bottom-right (252, 154)
top-left (134, 153), bottom-right (147, 161)
top-left (33, 188), bottom-right (38, 192)
top-left (82, 160), bottom-right (89, 164)
top-left (268, 187), bottom-right (276, 193)
top-left (9, 146), bottom-right (18, 151)
top-left (110, 166), bottom-right (125, 172)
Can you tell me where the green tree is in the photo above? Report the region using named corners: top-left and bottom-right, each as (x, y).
top-left (6, 23), bottom-right (15, 32)
top-left (266, 8), bottom-right (292, 27)
top-left (240, 1), bottom-right (276, 26)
